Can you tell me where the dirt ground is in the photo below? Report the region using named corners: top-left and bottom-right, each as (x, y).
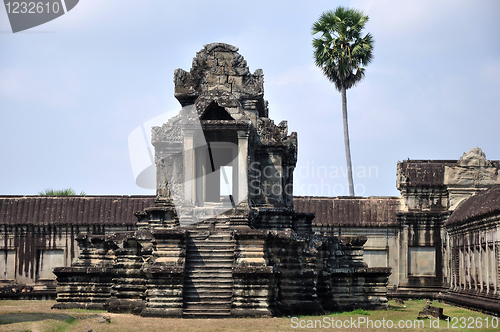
top-left (0, 299), bottom-right (498, 332)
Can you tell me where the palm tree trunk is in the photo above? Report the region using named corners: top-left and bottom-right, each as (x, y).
top-left (341, 86), bottom-right (355, 196)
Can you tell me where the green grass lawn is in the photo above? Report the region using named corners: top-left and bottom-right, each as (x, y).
top-left (0, 299), bottom-right (498, 332)
top-left (295, 299), bottom-right (499, 331)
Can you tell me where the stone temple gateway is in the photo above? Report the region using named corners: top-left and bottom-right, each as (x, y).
top-left (52, 43), bottom-right (391, 317)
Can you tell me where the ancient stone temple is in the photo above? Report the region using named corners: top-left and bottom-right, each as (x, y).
top-left (52, 43), bottom-right (391, 317)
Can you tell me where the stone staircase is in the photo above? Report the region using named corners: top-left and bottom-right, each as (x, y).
top-left (182, 229), bottom-right (235, 318)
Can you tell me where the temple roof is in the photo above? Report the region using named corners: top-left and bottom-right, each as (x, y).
top-left (0, 195), bottom-right (401, 227)
top-left (294, 196), bottom-right (401, 227)
top-left (5, 193), bottom-right (499, 227)
top-left (446, 185), bottom-right (500, 226)
top-left (0, 196), bottom-right (154, 225)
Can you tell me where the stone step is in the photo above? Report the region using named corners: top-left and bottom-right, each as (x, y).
top-left (185, 268), bottom-right (233, 273)
top-left (187, 258), bottom-right (234, 264)
top-left (186, 251), bottom-right (234, 256)
top-left (189, 243), bottom-right (233, 246)
top-left (186, 252), bottom-right (235, 259)
top-left (184, 285), bottom-right (232, 291)
top-left (184, 282), bottom-right (233, 288)
top-left (188, 232), bottom-right (233, 237)
top-left (185, 270), bottom-right (233, 281)
top-left (185, 278), bottom-right (231, 283)
top-left (183, 229), bottom-right (235, 318)
top-left (185, 259), bottom-right (233, 264)
top-left (183, 285), bottom-right (233, 291)
top-left (185, 272), bottom-right (233, 277)
top-left (185, 282), bottom-right (232, 288)
top-left (185, 276), bottom-right (233, 282)
top-left (190, 243), bottom-right (230, 250)
top-left (184, 292), bottom-right (233, 304)
top-left (188, 235), bottom-right (233, 241)
top-left (185, 266), bottom-right (233, 271)
top-left (184, 300), bottom-right (232, 307)
top-left (182, 308), bottom-right (231, 318)
top-left (185, 284), bottom-right (232, 289)
top-left (187, 244), bottom-right (235, 251)
top-left (184, 302), bottom-right (232, 309)
top-left (184, 280), bottom-right (233, 287)
top-left (185, 259), bottom-right (234, 266)
top-left (183, 295), bottom-right (232, 302)
top-left (188, 241), bottom-right (234, 247)
top-left (186, 257), bottom-right (234, 264)
top-left (185, 273), bottom-right (232, 278)
top-left (186, 265), bottom-right (233, 270)
top-left (186, 271), bottom-right (230, 276)
top-left (186, 254), bottom-right (234, 259)
top-left (183, 291), bottom-right (232, 298)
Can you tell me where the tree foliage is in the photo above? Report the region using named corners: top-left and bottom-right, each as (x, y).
top-left (312, 6), bottom-right (374, 91)
top-left (38, 188), bottom-right (86, 196)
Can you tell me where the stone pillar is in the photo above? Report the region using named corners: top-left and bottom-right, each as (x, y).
top-left (399, 224), bottom-right (409, 286)
top-left (183, 128), bottom-right (196, 204)
top-left (496, 243), bottom-right (500, 295)
top-left (484, 241), bottom-right (490, 294)
top-left (237, 130), bottom-right (249, 206)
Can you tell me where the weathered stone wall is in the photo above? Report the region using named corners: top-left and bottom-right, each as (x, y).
top-left (393, 211), bottom-right (448, 297)
top-left (441, 185), bottom-right (500, 314)
top-left (0, 196), bottom-right (152, 297)
top-left (297, 196), bottom-right (401, 287)
top-left (0, 224), bottom-right (133, 296)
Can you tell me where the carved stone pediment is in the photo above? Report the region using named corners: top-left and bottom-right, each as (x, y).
top-left (457, 147), bottom-right (493, 167)
top-left (445, 148), bottom-right (499, 188)
top-left (444, 148), bottom-right (500, 209)
top-left (151, 114), bottom-right (182, 145)
top-left (174, 43), bottom-right (264, 112)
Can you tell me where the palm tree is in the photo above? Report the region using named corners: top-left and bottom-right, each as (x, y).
top-left (312, 7), bottom-right (374, 196)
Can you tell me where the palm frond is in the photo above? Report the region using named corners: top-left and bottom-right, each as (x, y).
top-left (311, 6), bottom-right (374, 91)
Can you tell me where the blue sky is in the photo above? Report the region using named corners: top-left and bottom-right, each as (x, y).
top-left (1, 0), bottom-right (499, 197)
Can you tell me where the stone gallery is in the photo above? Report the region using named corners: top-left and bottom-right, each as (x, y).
top-left (0, 43), bottom-right (499, 316)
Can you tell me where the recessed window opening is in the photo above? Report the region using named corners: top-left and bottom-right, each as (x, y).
top-left (220, 165), bottom-right (233, 203)
top-left (198, 141), bottom-right (237, 207)
top-left (200, 101), bottom-right (233, 120)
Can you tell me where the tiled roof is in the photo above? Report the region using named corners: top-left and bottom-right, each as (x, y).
top-left (446, 185), bottom-right (500, 226)
top-left (294, 196), bottom-right (401, 227)
top-left (0, 195), bottom-right (400, 227)
top-left (0, 196), bottom-right (155, 225)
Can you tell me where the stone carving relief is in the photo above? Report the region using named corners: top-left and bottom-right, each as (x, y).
top-left (445, 147), bottom-right (500, 210)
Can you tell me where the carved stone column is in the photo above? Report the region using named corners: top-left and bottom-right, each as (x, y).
top-left (237, 130), bottom-right (249, 206)
top-left (182, 128), bottom-right (196, 204)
